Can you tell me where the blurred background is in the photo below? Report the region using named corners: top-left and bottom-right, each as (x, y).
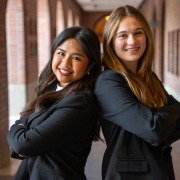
top-left (0, 0), bottom-right (180, 179)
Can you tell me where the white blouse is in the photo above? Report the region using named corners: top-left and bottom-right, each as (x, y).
top-left (56, 85), bottom-right (64, 91)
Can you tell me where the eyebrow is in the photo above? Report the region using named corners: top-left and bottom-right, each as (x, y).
top-left (56, 47), bottom-right (85, 57)
top-left (116, 28), bottom-right (144, 35)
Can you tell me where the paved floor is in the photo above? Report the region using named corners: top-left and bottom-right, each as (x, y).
top-left (172, 140), bottom-right (180, 180)
top-left (85, 140), bottom-right (106, 180)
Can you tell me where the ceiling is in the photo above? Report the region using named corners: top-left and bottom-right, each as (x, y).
top-left (75, 0), bottom-right (144, 12)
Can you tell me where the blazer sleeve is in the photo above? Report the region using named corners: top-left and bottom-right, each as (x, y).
top-left (94, 70), bottom-right (180, 146)
top-left (162, 117), bottom-right (180, 149)
top-left (7, 93), bottom-right (97, 156)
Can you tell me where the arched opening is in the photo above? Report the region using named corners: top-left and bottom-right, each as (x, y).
top-left (6, 0), bottom-right (26, 127)
top-left (94, 15), bottom-right (109, 54)
top-left (75, 14), bottom-right (80, 26)
top-left (56, 0), bottom-right (65, 35)
top-left (37, 0), bottom-right (51, 74)
top-left (67, 9), bottom-right (73, 27)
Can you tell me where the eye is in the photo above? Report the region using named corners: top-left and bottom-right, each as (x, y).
top-left (57, 51), bottom-right (65, 56)
top-left (135, 31), bottom-right (144, 36)
top-left (72, 56), bottom-right (81, 61)
top-left (118, 34), bottom-right (127, 39)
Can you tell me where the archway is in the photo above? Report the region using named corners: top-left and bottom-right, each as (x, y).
top-left (37, 0), bottom-right (51, 74)
top-left (67, 9), bottom-right (74, 27)
top-left (6, 0), bottom-right (26, 127)
top-left (56, 0), bottom-right (65, 35)
top-left (94, 15), bottom-right (109, 54)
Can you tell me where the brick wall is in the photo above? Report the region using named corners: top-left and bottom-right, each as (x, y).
top-left (0, 0), bottom-right (10, 168)
top-left (164, 0), bottom-right (180, 92)
top-left (140, 0), bottom-right (180, 96)
top-left (82, 11), bottom-right (110, 31)
top-left (23, 0), bottom-right (38, 102)
top-left (139, 0), bottom-right (165, 80)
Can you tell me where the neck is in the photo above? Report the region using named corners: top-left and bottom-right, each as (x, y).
top-left (123, 61), bottom-right (138, 74)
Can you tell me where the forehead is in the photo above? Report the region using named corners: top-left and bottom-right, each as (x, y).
top-left (60, 38), bottom-right (79, 47)
top-left (116, 16), bottom-right (143, 31)
top-left (57, 38), bottom-right (82, 51)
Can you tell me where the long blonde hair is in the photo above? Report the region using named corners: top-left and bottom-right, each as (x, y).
top-left (103, 5), bottom-right (167, 108)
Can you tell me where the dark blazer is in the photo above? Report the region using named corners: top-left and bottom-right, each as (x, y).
top-left (95, 69), bottom-right (180, 180)
top-left (7, 91), bottom-right (98, 180)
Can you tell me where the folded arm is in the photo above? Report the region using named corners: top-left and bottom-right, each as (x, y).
top-left (7, 93), bottom-right (97, 157)
top-left (95, 70), bottom-right (180, 146)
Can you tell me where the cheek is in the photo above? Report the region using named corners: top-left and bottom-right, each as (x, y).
top-left (114, 41), bottom-right (124, 57)
top-left (74, 62), bottom-right (89, 75)
top-left (52, 57), bottom-right (58, 73)
top-left (114, 39), bottom-right (123, 50)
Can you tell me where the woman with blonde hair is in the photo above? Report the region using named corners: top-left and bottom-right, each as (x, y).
top-left (95, 5), bottom-right (180, 180)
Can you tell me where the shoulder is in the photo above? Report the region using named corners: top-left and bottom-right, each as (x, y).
top-left (97, 69), bottom-right (126, 82)
top-left (57, 91), bottom-right (97, 108)
top-left (95, 69), bottom-right (127, 89)
top-left (98, 69), bottom-right (123, 78)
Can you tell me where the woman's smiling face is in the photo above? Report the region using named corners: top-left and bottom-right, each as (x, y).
top-left (113, 16), bottom-right (146, 72)
top-left (52, 38), bottom-right (90, 87)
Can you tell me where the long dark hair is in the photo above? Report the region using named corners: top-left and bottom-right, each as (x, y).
top-left (20, 26), bottom-right (102, 140)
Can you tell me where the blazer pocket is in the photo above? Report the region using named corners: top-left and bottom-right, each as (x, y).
top-left (115, 158), bottom-right (148, 172)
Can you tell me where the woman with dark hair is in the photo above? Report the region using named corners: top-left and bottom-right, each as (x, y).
top-left (7, 26), bottom-right (102, 180)
top-left (95, 5), bottom-right (180, 180)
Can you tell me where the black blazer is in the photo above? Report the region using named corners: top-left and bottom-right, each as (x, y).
top-left (95, 69), bottom-right (180, 180)
top-left (7, 91), bottom-right (98, 180)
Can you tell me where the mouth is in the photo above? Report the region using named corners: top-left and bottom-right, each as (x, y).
top-left (125, 47), bottom-right (139, 53)
top-left (58, 68), bottom-right (72, 76)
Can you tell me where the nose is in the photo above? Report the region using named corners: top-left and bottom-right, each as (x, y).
top-left (127, 35), bottom-right (136, 45)
top-left (61, 56), bottom-right (72, 68)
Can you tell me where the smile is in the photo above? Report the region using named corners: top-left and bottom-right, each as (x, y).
top-left (59, 68), bottom-right (72, 76)
top-left (126, 47), bottom-right (139, 51)
top-left (125, 47), bottom-right (139, 54)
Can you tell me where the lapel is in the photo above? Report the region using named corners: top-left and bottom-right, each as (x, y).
top-left (26, 99), bottom-right (61, 126)
top-left (27, 110), bottom-right (46, 125)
